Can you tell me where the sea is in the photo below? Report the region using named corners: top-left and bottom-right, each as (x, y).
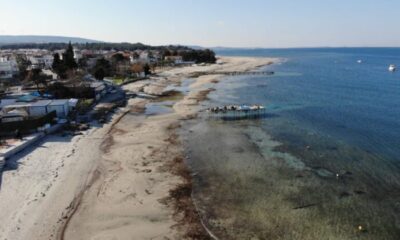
top-left (181, 48), bottom-right (400, 239)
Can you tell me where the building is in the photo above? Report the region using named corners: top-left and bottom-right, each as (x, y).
top-left (0, 109), bottom-right (28, 123)
top-left (164, 56), bottom-right (184, 64)
top-left (0, 60), bottom-right (18, 79)
top-left (46, 99), bottom-right (69, 118)
top-left (29, 55), bottom-right (54, 69)
top-left (116, 61), bottom-right (131, 76)
top-left (0, 99), bottom-right (70, 120)
top-left (28, 100), bottom-right (52, 117)
top-left (42, 69), bottom-right (58, 80)
top-left (73, 49), bottom-right (82, 61)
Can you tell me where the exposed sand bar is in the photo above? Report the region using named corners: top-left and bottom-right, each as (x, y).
top-left (0, 56), bottom-right (276, 240)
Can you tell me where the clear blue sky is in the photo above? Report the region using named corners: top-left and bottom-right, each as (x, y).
top-left (1, 0), bottom-right (399, 47)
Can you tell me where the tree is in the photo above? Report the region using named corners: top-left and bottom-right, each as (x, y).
top-left (52, 53), bottom-right (61, 70)
top-left (163, 50), bottom-right (171, 57)
top-left (111, 53), bottom-right (128, 76)
top-left (94, 68), bottom-right (106, 80)
top-left (143, 63), bottom-right (151, 76)
top-left (180, 49), bottom-right (216, 63)
top-left (26, 68), bottom-right (48, 93)
top-left (111, 53), bottom-right (126, 63)
top-left (47, 82), bottom-right (72, 98)
top-left (78, 57), bottom-right (88, 69)
top-left (16, 55), bottom-right (31, 81)
top-left (52, 53), bottom-right (67, 79)
top-left (62, 42), bottom-right (78, 70)
top-left (52, 43), bottom-right (81, 79)
top-left (92, 58), bottom-right (111, 80)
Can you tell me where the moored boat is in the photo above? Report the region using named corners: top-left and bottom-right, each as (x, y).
top-left (389, 64), bottom-right (396, 72)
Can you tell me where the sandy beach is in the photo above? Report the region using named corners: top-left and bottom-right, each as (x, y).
top-left (0, 56), bottom-right (276, 240)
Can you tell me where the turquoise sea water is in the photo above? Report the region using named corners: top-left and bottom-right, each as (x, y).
top-left (184, 48), bottom-right (400, 239)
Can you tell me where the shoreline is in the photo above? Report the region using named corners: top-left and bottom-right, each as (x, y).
top-left (0, 56), bottom-right (276, 240)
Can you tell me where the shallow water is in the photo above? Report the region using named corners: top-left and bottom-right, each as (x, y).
top-left (145, 101), bottom-right (175, 116)
top-left (184, 48), bottom-right (400, 239)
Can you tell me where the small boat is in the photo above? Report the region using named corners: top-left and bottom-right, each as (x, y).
top-left (357, 60), bottom-right (362, 63)
top-left (389, 64), bottom-right (396, 72)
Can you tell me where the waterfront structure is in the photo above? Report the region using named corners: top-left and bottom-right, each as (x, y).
top-left (207, 105), bottom-right (267, 120)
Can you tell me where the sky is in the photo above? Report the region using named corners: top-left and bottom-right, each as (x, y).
top-left (1, 0), bottom-right (400, 48)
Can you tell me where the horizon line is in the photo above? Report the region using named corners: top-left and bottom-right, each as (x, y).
top-left (1, 34), bottom-right (400, 49)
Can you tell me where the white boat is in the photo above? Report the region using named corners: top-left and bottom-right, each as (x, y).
top-left (389, 64), bottom-right (396, 72)
top-left (357, 60), bottom-right (362, 63)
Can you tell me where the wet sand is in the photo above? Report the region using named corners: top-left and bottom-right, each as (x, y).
top-left (0, 56), bottom-right (276, 240)
top-left (62, 56), bottom-right (276, 240)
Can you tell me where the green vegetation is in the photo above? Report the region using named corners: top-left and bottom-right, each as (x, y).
top-left (25, 68), bottom-right (49, 93)
top-left (93, 58), bottom-right (112, 80)
top-left (63, 42), bottom-right (78, 70)
top-left (15, 55), bottom-right (31, 80)
top-left (52, 42), bottom-right (78, 79)
top-left (180, 49), bottom-right (216, 63)
top-left (76, 99), bottom-right (94, 114)
top-left (143, 63), bottom-right (151, 76)
top-left (52, 53), bottom-right (67, 78)
top-left (1, 42), bottom-right (217, 64)
top-left (112, 77), bottom-right (124, 85)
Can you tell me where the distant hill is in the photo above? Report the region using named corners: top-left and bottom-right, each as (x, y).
top-left (0, 35), bottom-right (101, 45)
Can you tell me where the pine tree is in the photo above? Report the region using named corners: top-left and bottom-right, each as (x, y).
top-left (52, 53), bottom-right (67, 79)
top-left (62, 42), bottom-right (78, 70)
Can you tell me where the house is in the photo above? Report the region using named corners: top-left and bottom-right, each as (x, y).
top-left (0, 60), bottom-right (18, 79)
top-left (47, 99), bottom-right (69, 118)
top-left (164, 56), bottom-right (183, 64)
top-left (0, 99), bottom-right (71, 119)
top-left (29, 55), bottom-right (54, 69)
top-left (0, 109), bottom-right (28, 123)
top-left (29, 100), bottom-right (52, 117)
top-left (116, 61), bottom-right (131, 76)
top-left (73, 49), bottom-right (82, 60)
top-left (0, 98), bottom-right (17, 109)
top-left (42, 69), bottom-right (58, 80)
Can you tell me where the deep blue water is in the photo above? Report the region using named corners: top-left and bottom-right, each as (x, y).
top-left (213, 48), bottom-right (400, 161)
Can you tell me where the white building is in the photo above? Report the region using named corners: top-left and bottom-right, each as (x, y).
top-left (42, 69), bottom-right (58, 80)
top-left (0, 109), bottom-right (28, 123)
top-left (1, 99), bottom-right (70, 119)
top-left (0, 60), bottom-right (18, 79)
top-left (165, 56), bottom-right (183, 64)
top-left (47, 99), bottom-right (69, 118)
top-left (29, 55), bottom-right (54, 69)
top-left (28, 100), bottom-right (52, 117)
top-left (73, 49), bottom-right (82, 60)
